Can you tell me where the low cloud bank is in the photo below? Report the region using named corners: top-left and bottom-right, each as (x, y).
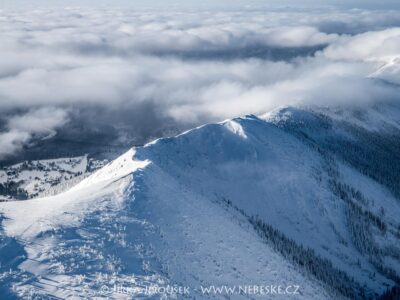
top-left (0, 7), bottom-right (399, 159)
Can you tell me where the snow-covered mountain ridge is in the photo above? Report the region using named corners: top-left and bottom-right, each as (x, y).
top-left (1, 103), bottom-right (400, 299)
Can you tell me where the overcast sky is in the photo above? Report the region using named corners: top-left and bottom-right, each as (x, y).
top-left (0, 1), bottom-right (399, 160)
top-left (1, 0), bottom-right (400, 9)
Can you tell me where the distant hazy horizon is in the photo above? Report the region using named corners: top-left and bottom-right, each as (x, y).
top-left (1, 0), bottom-right (400, 10)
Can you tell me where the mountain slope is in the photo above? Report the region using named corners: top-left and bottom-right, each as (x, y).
top-left (1, 104), bottom-right (400, 299)
top-left (0, 147), bottom-right (331, 299)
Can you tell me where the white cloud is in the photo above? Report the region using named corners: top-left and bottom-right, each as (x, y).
top-left (0, 108), bottom-right (68, 159)
top-left (322, 28), bottom-right (400, 62)
top-left (0, 130), bottom-right (31, 159)
top-left (0, 6), bottom-right (399, 158)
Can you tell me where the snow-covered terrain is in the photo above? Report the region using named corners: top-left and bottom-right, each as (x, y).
top-left (0, 103), bottom-right (400, 299)
top-left (0, 156), bottom-right (108, 200)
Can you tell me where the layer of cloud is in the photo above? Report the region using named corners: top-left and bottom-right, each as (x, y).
top-left (0, 108), bottom-right (68, 159)
top-left (0, 6), bottom-right (399, 159)
top-left (322, 28), bottom-right (400, 61)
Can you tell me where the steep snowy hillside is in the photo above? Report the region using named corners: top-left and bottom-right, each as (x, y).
top-left (1, 104), bottom-right (400, 299)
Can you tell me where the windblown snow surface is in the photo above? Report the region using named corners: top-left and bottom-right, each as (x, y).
top-left (1, 103), bottom-right (400, 299)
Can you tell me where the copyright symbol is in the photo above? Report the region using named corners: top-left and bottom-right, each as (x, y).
top-left (100, 285), bottom-right (110, 294)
